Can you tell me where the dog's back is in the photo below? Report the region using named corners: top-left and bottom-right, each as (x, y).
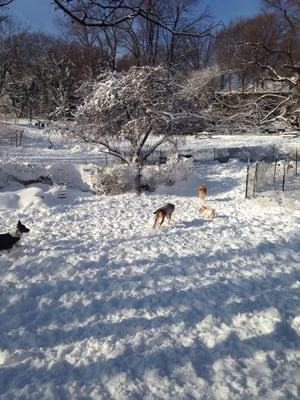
top-left (154, 203), bottom-right (175, 217)
top-left (153, 203), bottom-right (175, 228)
top-left (0, 233), bottom-right (20, 251)
top-left (200, 205), bottom-right (215, 219)
top-left (0, 220), bottom-right (30, 251)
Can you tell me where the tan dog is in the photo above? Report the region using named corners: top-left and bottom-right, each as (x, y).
top-left (153, 203), bottom-right (175, 228)
top-left (200, 205), bottom-right (215, 219)
top-left (198, 184), bottom-right (207, 206)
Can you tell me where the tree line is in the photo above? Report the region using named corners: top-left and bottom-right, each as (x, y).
top-left (0, 0), bottom-right (299, 128)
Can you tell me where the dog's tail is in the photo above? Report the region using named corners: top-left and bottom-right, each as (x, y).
top-left (153, 209), bottom-right (160, 214)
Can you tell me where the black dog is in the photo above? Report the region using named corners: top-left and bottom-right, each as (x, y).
top-left (0, 220), bottom-right (30, 251)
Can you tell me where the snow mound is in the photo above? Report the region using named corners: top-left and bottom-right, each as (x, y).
top-left (0, 187), bottom-right (44, 210)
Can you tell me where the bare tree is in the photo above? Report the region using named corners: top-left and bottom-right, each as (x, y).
top-left (161, 0), bottom-right (212, 70)
top-left (0, 17), bottom-right (18, 100)
top-left (53, 0), bottom-right (220, 39)
top-left (214, 13), bottom-right (282, 91)
top-left (0, 0), bottom-right (13, 24)
top-left (211, 5), bottom-right (300, 128)
top-left (57, 15), bottom-right (122, 71)
top-left (244, 1), bottom-right (300, 126)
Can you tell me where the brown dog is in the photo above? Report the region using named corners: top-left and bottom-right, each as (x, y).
top-left (153, 203), bottom-right (175, 228)
top-left (198, 184), bottom-right (207, 206)
top-left (200, 205), bottom-right (215, 219)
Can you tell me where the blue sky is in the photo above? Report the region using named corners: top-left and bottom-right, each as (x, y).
top-left (8, 0), bottom-right (262, 34)
top-left (8, 0), bottom-right (57, 33)
top-left (207, 0), bottom-right (262, 23)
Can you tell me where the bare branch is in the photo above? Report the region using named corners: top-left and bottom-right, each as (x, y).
top-left (53, 0), bottom-right (221, 38)
top-left (261, 94), bottom-right (292, 121)
top-left (0, 0), bottom-right (13, 7)
top-left (256, 61), bottom-right (296, 86)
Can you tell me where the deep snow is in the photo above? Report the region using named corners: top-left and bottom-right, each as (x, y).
top-left (0, 125), bottom-right (299, 399)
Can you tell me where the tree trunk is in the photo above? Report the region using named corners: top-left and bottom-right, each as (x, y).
top-left (295, 75), bottom-right (300, 128)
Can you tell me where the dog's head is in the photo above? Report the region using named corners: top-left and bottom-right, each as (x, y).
top-left (168, 203), bottom-right (175, 211)
top-left (17, 220), bottom-right (30, 233)
top-left (199, 206), bottom-right (206, 212)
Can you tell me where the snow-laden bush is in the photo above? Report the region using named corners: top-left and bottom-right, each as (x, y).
top-left (87, 156), bottom-right (194, 195)
top-left (84, 164), bottom-right (137, 195)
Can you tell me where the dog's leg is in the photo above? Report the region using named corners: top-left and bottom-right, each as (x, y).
top-left (160, 215), bottom-right (165, 227)
top-left (167, 214), bottom-right (172, 224)
top-left (200, 195), bottom-right (205, 206)
top-left (153, 215), bottom-right (158, 228)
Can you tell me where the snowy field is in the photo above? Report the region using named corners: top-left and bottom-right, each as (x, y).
top-left (0, 121), bottom-right (300, 165)
top-left (0, 125), bottom-right (300, 399)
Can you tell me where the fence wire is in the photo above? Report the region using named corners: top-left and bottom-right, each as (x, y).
top-left (246, 151), bottom-right (300, 207)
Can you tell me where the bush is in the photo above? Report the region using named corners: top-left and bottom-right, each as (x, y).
top-left (88, 156), bottom-right (194, 195)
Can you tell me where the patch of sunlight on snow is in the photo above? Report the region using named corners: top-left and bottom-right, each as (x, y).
top-left (291, 315), bottom-right (300, 335)
top-left (232, 307), bottom-right (281, 340)
top-left (0, 351), bottom-right (8, 366)
top-left (195, 314), bottom-right (231, 348)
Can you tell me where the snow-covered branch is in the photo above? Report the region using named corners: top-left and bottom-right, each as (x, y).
top-left (72, 66), bottom-right (205, 165)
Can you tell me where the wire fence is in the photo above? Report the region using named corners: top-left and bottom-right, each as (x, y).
top-left (0, 123), bottom-right (24, 147)
top-left (245, 148), bottom-right (300, 207)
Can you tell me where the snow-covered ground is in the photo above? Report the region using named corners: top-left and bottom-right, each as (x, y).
top-left (0, 122), bottom-right (300, 165)
top-left (0, 124), bottom-right (299, 399)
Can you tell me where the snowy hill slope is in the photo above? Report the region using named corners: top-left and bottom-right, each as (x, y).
top-left (0, 160), bottom-right (299, 399)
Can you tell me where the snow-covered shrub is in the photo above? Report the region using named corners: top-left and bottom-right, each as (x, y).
top-left (86, 164), bottom-right (137, 195)
top-left (86, 156), bottom-right (194, 195)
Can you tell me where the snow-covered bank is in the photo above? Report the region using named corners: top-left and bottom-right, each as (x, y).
top-left (0, 161), bottom-right (299, 399)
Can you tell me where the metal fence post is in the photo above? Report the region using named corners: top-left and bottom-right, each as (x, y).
top-left (253, 161), bottom-right (259, 195)
top-left (273, 159), bottom-right (277, 183)
top-left (245, 161), bottom-right (250, 199)
top-left (282, 163), bottom-right (286, 192)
